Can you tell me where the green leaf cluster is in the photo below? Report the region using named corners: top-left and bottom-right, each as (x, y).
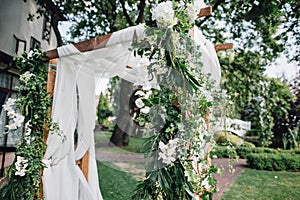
top-left (0, 49), bottom-right (58, 200)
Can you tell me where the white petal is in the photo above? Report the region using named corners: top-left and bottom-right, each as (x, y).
top-left (135, 90), bottom-right (146, 96)
top-left (140, 106), bottom-right (150, 114)
top-left (135, 98), bottom-right (145, 108)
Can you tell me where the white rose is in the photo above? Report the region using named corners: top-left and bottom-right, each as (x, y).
top-left (135, 98), bottom-right (145, 108)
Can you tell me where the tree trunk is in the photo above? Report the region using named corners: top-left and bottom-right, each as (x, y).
top-left (110, 79), bottom-right (137, 146)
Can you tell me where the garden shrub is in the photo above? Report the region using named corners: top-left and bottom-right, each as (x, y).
top-left (236, 147), bottom-right (278, 158)
top-left (214, 131), bottom-right (244, 147)
top-left (247, 153), bottom-right (300, 171)
top-left (240, 141), bottom-right (255, 148)
top-left (211, 146), bottom-right (228, 158)
top-left (213, 145), bottom-right (300, 159)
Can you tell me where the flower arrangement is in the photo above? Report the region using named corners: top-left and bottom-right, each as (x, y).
top-left (131, 1), bottom-right (219, 199)
top-left (0, 49), bottom-right (61, 200)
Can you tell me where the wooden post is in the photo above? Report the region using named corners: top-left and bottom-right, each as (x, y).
top-left (46, 59), bottom-right (57, 94)
top-left (215, 43), bottom-right (234, 51)
top-left (77, 149), bottom-right (90, 181)
top-left (198, 6), bottom-right (212, 17)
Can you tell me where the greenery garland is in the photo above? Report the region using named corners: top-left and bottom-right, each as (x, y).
top-left (131, 1), bottom-right (219, 199)
top-left (0, 49), bottom-right (60, 200)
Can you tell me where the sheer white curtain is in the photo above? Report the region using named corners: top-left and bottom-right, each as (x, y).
top-left (42, 24), bottom-right (147, 200)
top-left (43, 45), bottom-right (102, 200)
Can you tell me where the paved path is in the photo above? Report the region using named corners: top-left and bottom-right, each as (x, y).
top-left (212, 158), bottom-right (247, 200)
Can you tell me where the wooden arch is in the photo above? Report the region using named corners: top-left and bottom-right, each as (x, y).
top-left (43, 5), bottom-right (233, 191)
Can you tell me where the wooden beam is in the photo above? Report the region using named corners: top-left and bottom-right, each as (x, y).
top-left (198, 6), bottom-right (212, 18)
top-left (45, 6), bottom-right (225, 61)
top-left (46, 33), bottom-right (112, 60)
top-left (214, 43), bottom-right (234, 51)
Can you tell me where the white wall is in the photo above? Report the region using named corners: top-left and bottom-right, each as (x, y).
top-left (0, 0), bottom-right (57, 57)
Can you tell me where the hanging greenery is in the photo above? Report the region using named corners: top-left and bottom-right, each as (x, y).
top-left (0, 49), bottom-right (61, 200)
top-left (131, 1), bottom-right (220, 199)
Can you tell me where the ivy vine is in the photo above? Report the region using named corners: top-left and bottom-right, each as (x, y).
top-left (0, 49), bottom-right (59, 200)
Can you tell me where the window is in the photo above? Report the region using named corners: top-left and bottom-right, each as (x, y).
top-left (0, 73), bottom-right (21, 147)
top-left (42, 16), bottom-right (51, 43)
top-left (14, 35), bottom-right (26, 55)
top-left (30, 36), bottom-right (41, 50)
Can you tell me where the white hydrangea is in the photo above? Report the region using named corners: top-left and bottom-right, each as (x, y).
top-left (15, 156), bottom-right (28, 176)
top-left (151, 1), bottom-right (178, 27)
top-left (186, 0), bottom-right (206, 24)
top-left (20, 71), bottom-right (35, 83)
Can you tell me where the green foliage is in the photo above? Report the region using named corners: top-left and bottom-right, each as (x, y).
top-left (31, 0), bottom-right (299, 149)
top-left (221, 169), bottom-right (300, 200)
top-left (203, 0), bottom-right (300, 64)
top-left (0, 49), bottom-right (59, 199)
top-left (247, 153), bottom-right (300, 171)
top-left (213, 146), bottom-right (300, 159)
top-left (282, 128), bottom-right (300, 150)
top-left (130, 2), bottom-right (219, 199)
top-left (240, 141), bottom-right (256, 148)
top-left (97, 92), bottom-right (113, 130)
top-left (279, 76), bottom-right (300, 149)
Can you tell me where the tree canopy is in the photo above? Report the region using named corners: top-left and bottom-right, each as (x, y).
top-left (29, 0), bottom-right (300, 146)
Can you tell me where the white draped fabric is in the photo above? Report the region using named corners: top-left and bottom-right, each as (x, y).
top-left (42, 24), bottom-right (221, 200)
top-left (42, 45), bottom-right (103, 200)
top-left (192, 25), bottom-right (221, 85)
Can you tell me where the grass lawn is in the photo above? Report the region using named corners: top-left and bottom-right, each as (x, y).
top-left (97, 161), bottom-right (139, 200)
top-left (94, 131), bottom-right (146, 153)
top-left (221, 169), bottom-right (300, 200)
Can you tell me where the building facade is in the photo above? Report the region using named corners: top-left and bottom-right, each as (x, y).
top-left (0, 0), bottom-right (57, 147)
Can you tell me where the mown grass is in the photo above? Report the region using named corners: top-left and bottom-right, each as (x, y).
top-left (97, 161), bottom-right (139, 200)
top-left (221, 168), bottom-right (300, 200)
top-left (94, 131), bottom-right (146, 153)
